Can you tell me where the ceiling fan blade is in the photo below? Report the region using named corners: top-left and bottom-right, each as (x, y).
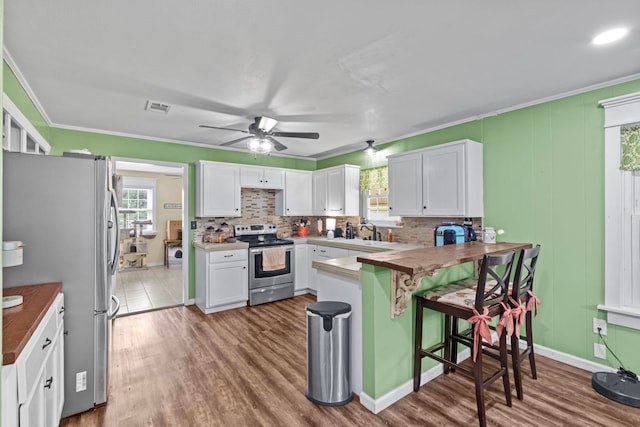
top-left (267, 136), bottom-right (288, 151)
top-left (200, 124), bottom-right (250, 134)
top-left (270, 131), bottom-right (319, 139)
top-left (220, 136), bottom-right (253, 147)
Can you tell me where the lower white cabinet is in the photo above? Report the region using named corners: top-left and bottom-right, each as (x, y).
top-left (196, 248), bottom-right (248, 314)
top-left (294, 244), bottom-right (311, 292)
top-left (3, 292), bottom-right (64, 427)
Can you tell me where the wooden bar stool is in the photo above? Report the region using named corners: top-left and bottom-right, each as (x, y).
top-left (508, 245), bottom-right (542, 400)
top-left (413, 251), bottom-right (516, 427)
top-left (455, 245), bottom-right (542, 401)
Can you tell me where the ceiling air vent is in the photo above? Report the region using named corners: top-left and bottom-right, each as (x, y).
top-left (145, 100), bottom-right (171, 114)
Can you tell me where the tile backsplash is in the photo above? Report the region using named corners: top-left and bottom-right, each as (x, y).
top-left (194, 188), bottom-right (482, 247)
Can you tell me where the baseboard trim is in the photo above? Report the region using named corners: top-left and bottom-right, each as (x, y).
top-left (359, 337), bottom-right (613, 413)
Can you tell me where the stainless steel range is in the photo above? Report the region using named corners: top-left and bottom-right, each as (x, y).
top-left (234, 224), bottom-right (295, 306)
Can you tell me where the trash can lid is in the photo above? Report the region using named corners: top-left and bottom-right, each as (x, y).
top-left (307, 301), bottom-right (351, 317)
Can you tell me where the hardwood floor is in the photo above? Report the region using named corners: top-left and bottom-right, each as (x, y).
top-left (60, 294), bottom-right (640, 426)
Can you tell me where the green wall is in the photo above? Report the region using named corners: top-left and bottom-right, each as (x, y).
top-left (3, 61), bottom-right (50, 141)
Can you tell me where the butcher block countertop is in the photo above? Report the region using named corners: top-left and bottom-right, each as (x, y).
top-left (356, 241), bottom-right (532, 276)
top-left (3, 282), bottom-right (62, 365)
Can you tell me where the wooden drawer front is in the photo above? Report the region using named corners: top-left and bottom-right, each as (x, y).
top-left (208, 249), bottom-right (248, 263)
top-left (17, 306), bottom-right (57, 402)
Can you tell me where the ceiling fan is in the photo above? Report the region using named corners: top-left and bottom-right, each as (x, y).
top-left (199, 116), bottom-right (319, 152)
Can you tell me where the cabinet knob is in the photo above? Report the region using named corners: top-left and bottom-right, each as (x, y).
top-left (260, 180), bottom-right (263, 182)
top-left (235, 208), bottom-right (239, 211)
top-left (243, 266), bottom-right (247, 270)
top-left (44, 376), bottom-right (53, 389)
top-left (42, 337), bottom-right (52, 349)
top-left (423, 206), bottom-right (427, 209)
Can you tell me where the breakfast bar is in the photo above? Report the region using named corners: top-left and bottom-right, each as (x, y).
top-left (353, 241), bottom-right (531, 413)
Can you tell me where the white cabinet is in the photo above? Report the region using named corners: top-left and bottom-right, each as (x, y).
top-left (312, 165), bottom-right (360, 216)
top-left (3, 292), bottom-right (64, 427)
top-left (196, 161), bottom-right (241, 217)
top-left (388, 139), bottom-right (483, 217)
top-left (294, 244), bottom-right (311, 292)
top-left (276, 170), bottom-right (312, 216)
top-left (240, 165), bottom-right (285, 189)
top-left (195, 248), bottom-right (248, 314)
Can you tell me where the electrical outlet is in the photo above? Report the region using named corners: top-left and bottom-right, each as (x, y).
top-left (190, 221), bottom-right (197, 230)
top-left (593, 318), bottom-right (607, 335)
top-left (594, 343), bottom-right (606, 359)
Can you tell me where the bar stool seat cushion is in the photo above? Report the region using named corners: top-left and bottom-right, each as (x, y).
top-left (423, 280), bottom-right (502, 308)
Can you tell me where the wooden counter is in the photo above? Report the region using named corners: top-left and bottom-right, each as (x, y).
top-left (357, 242), bottom-right (532, 317)
top-left (3, 282), bottom-right (63, 365)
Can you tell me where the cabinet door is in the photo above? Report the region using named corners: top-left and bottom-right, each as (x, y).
top-left (312, 171), bottom-right (328, 215)
top-left (207, 261), bottom-right (248, 307)
top-left (388, 153), bottom-right (423, 216)
top-left (294, 245), bottom-right (309, 291)
top-left (55, 325), bottom-right (65, 421)
top-left (326, 168), bottom-right (345, 215)
top-left (20, 371), bottom-right (46, 427)
top-left (263, 169), bottom-right (285, 189)
top-left (422, 143), bottom-right (464, 216)
top-left (239, 166), bottom-right (263, 188)
top-left (285, 170), bottom-right (312, 216)
top-left (197, 162), bottom-right (241, 217)
top-left (44, 339), bottom-right (57, 427)
top-left (308, 245), bottom-right (318, 291)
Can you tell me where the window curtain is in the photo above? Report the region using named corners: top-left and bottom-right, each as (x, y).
top-left (360, 166), bottom-right (388, 191)
top-left (621, 126), bottom-right (640, 171)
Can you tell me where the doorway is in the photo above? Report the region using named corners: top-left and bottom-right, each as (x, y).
top-left (112, 158), bottom-right (189, 316)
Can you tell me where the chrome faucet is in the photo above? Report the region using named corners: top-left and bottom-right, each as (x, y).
top-left (360, 223), bottom-right (378, 240)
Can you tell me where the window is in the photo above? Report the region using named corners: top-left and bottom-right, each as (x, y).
top-left (119, 177), bottom-right (156, 232)
top-left (360, 166), bottom-right (400, 226)
top-left (601, 91), bottom-right (640, 330)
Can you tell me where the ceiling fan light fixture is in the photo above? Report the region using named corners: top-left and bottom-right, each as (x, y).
top-left (364, 140), bottom-right (377, 156)
top-left (248, 138), bottom-right (273, 153)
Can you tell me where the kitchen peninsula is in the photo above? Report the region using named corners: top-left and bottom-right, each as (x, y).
top-left (314, 241), bottom-right (531, 413)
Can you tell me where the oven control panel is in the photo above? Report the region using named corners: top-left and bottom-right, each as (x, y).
top-left (234, 223), bottom-right (277, 236)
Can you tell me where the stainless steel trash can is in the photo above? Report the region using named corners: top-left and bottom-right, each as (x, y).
top-left (306, 301), bottom-right (353, 406)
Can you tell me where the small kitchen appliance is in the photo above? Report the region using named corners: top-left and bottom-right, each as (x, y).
top-left (345, 222), bottom-right (354, 239)
top-left (434, 223), bottom-right (466, 246)
top-left (234, 224), bottom-right (295, 306)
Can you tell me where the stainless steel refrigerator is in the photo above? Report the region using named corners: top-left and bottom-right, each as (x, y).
top-left (3, 151), bottom-right (120, 417)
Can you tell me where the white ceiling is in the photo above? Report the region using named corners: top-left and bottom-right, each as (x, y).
top-left (4, 1), bottom-right (640, 159)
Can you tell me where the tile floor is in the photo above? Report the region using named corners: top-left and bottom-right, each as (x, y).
top-left (115, 266), bottom-right (183, 316)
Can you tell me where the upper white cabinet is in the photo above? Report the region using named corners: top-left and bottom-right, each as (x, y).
top-left (312, 165), bottom-right (360, 216)
top-left (2, 94), bottom-right (51, 155)
top-left (196, 161), bottom-right (241, 217)
top-left (388, 139), bottom-right (483, 217)
top-left (240, 166), bottom-right (285, 189)
top-left (276, 170), bottom-right (312, 216)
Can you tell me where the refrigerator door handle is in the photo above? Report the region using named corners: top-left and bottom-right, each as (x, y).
top-left (108, 188), bottom-right (120, 275)
top-left (108, 295), bottom-right (121, 319)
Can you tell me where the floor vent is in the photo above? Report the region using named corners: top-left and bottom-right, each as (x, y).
top-left (145, 100), bottom-right (171, 114)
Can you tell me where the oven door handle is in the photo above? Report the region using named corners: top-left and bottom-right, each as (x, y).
top-left (250, 245), bottom-right (294, 254)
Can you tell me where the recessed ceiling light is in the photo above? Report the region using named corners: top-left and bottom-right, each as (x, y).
top-left (592, 28), bottom-right (628, 45)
